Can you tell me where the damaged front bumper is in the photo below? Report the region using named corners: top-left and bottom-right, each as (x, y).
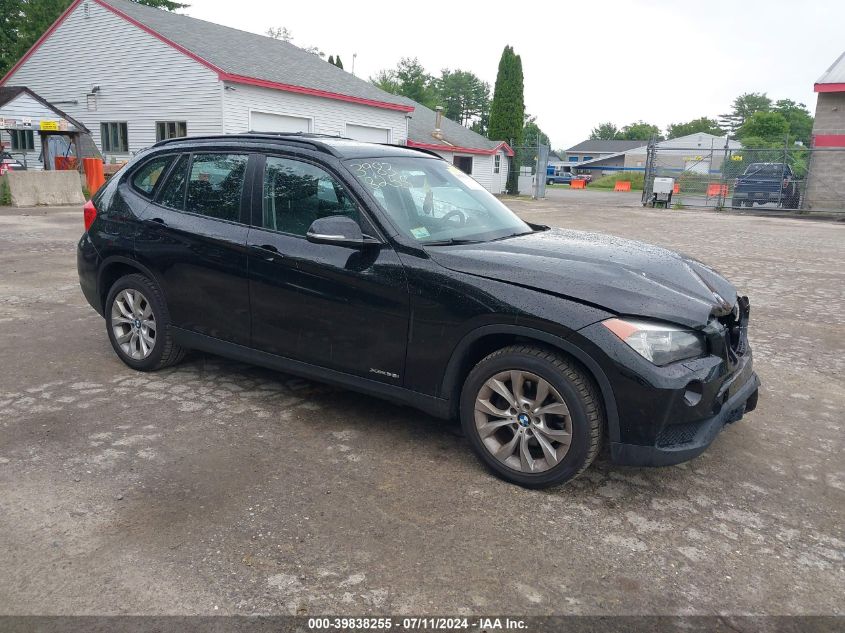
top-left (610, 359), bottom-right (760, 467)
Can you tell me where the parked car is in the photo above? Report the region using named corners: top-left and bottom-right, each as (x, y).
top-left (546, 171), bottom-right (583, 186)
top-left (0, 151), bottom-right (26, 174)
top-left (77, 134), bottom-right (759, 488)
top-left (732, 162), bottom-right (800, 209)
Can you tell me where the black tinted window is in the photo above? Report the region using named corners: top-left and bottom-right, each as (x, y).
top-left (745, 164), bottom-right (790, 177)
top-left (132, 155), bottom-right (172, 197)
top-left (262, 157), bottom-right (358, 236)
top-left (186, 154), bottom-right (248, 222)
top-left (158, 154), bottom-right (189, 210)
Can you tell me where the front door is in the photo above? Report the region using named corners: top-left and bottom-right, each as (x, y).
top-left (247, 153), bottom-right (409, 385)
top-left (135, 152), bottom-right (253, 346)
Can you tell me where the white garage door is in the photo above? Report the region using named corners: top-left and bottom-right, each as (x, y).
top-left (250, 111), bottom-right (311, 134)
top-left (346, 124), bottom-right (390, 143)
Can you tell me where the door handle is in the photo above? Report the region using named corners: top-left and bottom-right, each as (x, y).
top-left (252, 244), bottom-right (282, 261)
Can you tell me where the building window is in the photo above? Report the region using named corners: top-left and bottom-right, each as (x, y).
top-left (568, 156), bottom-right (578, 162)
top-left (9, 129), bottom-right (35, 151)
top-left (100, 122), bottom-right (128, 152)
top-left (582, 156), bottom-right (593, 161)
top-left (156, 121), bottom-right (187, 142)
top-left (494, 154), bottom-right (501, 174)
top-left (453, 156), bottom-right (473, 175)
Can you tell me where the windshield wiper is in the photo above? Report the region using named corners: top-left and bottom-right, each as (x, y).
top-left (489, 230), bottom-right (538, 242)
top-left (423, 238), bottom-right (485, 246)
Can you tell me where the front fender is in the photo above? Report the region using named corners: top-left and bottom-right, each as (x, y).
top-left (440, 323), bottom-right (620, 442)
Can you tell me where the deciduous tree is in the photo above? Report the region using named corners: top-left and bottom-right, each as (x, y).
top-left (266, 26), bottom-right (292, 41)
top-left (589, 122), bottom-right (619, 140)
top-left (773, 99), bottom-right (813, 145)
top-left (434, 69), bottom-right (490, 127)
top-left (737, 111), bottom-right (789, 144)
top-left (618, 121), bottom-right (663, 141)
top-left (719, 92), bottom-right (772, 135)
top-left (369, 58), bottom-right (436, 108)
top-left (667, 117), bottom-right (723, 139)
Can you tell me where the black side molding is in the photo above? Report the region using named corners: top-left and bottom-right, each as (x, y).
top-left (171, 328), bottom-right (451, 419)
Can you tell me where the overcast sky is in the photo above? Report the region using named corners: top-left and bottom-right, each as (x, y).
top-left (185, 0), bottom-right (843, 150)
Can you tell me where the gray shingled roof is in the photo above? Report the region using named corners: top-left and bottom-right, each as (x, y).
top-left (565, 139), bottom-right (647, 153)
top-left (397, 96), bottom-right (502, 152)
top-left (100, 0), bottom-right (411, 109)
top-left (817, 50), bottom-right (845, 85)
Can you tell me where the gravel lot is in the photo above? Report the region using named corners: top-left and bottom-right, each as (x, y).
top-left (0, 191), bottom-right (842, 616)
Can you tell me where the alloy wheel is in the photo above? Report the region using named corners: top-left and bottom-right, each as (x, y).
top-left (474, 370), bottom-right (573, 473)
top-left (111, 288), bottom-right (156, 360)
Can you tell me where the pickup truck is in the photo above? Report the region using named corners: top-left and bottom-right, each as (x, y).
top-left (732, 162), bottom-right (800, 209)
top-left (545, 170), bottom-right (584, 186)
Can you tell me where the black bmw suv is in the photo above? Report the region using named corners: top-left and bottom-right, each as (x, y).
top-left (78, 134), bottom-right (759, 488)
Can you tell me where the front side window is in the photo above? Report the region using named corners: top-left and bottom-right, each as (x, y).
top-left (101, 122), bottom-right (128, 152)
top-left (185, 153), bottom-right (248, 221)
top-left (156, 121), bottom-right (187, 142)
top-left (345, 157), bottom-right (531, 244)
top-left (262, 156), bottom-right (358, 236)
top-left (10, 130), bottom-right (34, 151)
top-left (132, 155), bottom-right (173, 196)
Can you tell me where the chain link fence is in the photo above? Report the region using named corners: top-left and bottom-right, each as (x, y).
top-left (642, 139), bottom-right (845, 214)
top-left (511, 143), bottom-right (549, 198)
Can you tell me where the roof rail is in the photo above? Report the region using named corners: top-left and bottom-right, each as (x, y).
top-left (151, 133), bottom-right (338, 154)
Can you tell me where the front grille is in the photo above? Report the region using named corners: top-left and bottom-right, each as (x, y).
top-left (656, 421), bottom-right (703, 448)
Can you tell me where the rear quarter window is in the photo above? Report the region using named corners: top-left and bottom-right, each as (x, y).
top-left (131, 155), bottom-right (174, 197)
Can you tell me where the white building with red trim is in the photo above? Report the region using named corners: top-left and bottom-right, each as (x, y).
top-left (0, 0), bottom-right (511, 193)
top-left (402, 99), bottom-right (512, 193)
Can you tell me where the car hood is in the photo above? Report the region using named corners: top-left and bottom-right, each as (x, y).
top-left (427, 228), bottom-right (738, 328)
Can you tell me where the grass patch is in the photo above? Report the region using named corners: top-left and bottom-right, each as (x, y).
top-left (590, 173), bottom-right (645, 191)
top-left (0, 176), bottom-right (10, 206)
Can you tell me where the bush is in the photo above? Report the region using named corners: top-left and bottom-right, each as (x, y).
top-left (0, 177), bottom-right (10, 206)
top-left (590, 172), bottom-right (645, 190)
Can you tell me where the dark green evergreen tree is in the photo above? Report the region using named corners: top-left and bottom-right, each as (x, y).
top-left (327, 55), bottom-right (335, 66)
top-left (487, 45), bottom-right (524, 195)
top-left (335, 55), bottom-right (343, 70)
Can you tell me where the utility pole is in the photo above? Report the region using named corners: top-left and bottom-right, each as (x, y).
top-left (352, 53), bottom-right (357, 76)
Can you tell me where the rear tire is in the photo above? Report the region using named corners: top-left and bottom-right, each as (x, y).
top-left (460, 345), bottom-right (603, 488)
top-left (105, 273), bottom-right (185, 371)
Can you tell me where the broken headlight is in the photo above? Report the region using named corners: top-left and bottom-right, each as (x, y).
top-left (602, 318), bottom-right (706, 366)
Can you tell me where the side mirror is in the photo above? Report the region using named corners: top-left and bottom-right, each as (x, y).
top-left (306, 216), bottom-right (373, 247)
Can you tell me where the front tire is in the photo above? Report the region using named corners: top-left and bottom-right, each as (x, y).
top-left (105, 273), bottom-right (185, 371)
top-left (460, 345), bottom-right (603, 488)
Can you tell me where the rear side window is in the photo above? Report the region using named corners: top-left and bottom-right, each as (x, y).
top-left (132, 155), bottom-right (173, 197)
top-left (186, 153), bottom-right (248, 222)
top-left (157, 154), bottom-right (189, 210)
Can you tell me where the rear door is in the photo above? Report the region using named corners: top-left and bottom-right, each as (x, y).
top-left (135, 151), bottom-right (253, 346)
top-left (246, 151), bottom-right (409, 384)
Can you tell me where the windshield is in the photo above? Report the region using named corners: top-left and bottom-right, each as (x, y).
top-left (344, 157), bottom-right (531, 244)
